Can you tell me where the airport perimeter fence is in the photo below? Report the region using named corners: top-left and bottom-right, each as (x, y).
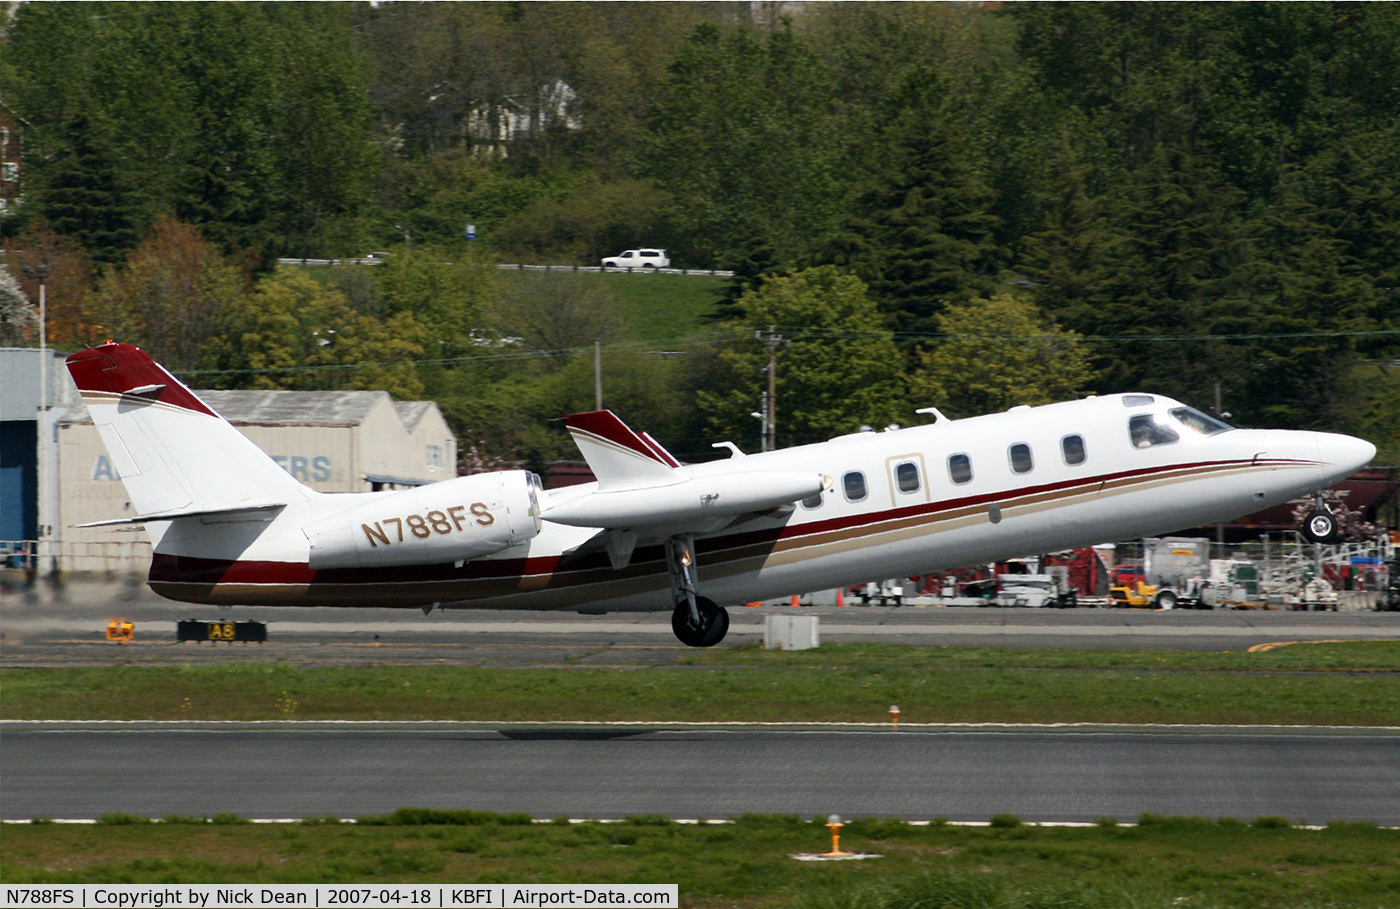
top-left (1, 535), bottom-right (1390, 611)
top-left (2, 539), bottom-right (151, 580)
top-left (1105, 534), bottom-right (1391, 610)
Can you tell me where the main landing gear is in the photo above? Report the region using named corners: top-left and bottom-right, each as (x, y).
top-left (1302, 492), bottom-right (1339, 544)
top-left (666, 535), bottom-right (729, 647)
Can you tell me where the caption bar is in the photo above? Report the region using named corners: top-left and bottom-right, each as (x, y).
top-left (2, 886), bottom-right (679, 909)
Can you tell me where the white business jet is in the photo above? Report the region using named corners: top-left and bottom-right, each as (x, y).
top-left (67, 342), bottom-right (1374, 646)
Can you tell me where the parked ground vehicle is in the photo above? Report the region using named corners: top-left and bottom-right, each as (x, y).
top-left (860, 579), bottom-right (903, 606)
top-left (1110, 562), bottom-right (1146, 589)
top-left (1109, 579), bottom-right (1177, 609)
top-left (601, 248), bottom-right (669, 269)
top-left (995, 568), bottom-right (1078, 607)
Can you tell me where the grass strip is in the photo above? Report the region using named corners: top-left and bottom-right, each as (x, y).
top-left (3, 643), bottom-right (1398, 726)
top-left (500, 270), bottom-right (727, 342)
top-left (3, 813), bottom-right (1397, 907)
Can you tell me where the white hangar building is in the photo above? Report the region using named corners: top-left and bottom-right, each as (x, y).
top-left (56, 388), bottom-right (457, 574)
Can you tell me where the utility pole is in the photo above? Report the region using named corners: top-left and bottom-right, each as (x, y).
top-left (755, 326), bottom-right (785, 453)
top-left (23, 263), bottom-right (51, 577)
top-left (593, 339), bottom-right (603, 411)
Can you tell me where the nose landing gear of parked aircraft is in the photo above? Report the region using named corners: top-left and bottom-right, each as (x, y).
top-left (666, 535), bottom-right (730, 647)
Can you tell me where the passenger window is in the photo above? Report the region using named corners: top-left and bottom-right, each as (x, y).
top-left (1009, 443), bottom-right (1033, 475)
top-left (1061, 434), bottom-right (1087, 466)
top-left (801, 491), bottom-right (823, 509)
top-left (1128, 414), bottom-right (1180, 449)
top-left (895, 462), bottom-right (921, 494)
top-left (842, 471), bottom-right (867, 502)
top-left (948, 453), bottom-right (973, 485)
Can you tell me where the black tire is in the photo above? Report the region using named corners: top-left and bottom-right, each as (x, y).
top-left (1302, 508), bottom-right (1338, 543)
top-left (671, 596), bottom-right (728, 647)
top-left (1155, 589), bottom-right (1178, 610)
top-left (699, 601), bottom-right (729, 646)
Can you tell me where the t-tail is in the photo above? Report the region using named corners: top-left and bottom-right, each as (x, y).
top-left (66, 343), bottom-right (309, 528)
top-left (65, 343), bottom-right (544, 605)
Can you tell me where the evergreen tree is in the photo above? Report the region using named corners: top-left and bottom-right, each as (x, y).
top-left (1243, 137), bottom-right (1392, 429)
top-left (3, 3), bottom-right (378, 263)
top-left (33, 113), bottom-right (139, 265)
top-left (825, 67), bottom-right (998, 335)
top-left (1019, 135), bottom-right (1128, 332)
top-left (1081, 143), bottom-right (1255, 409)
top-left (642, 22), bottom-right (844, 269)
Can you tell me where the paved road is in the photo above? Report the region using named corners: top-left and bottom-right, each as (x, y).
top-left (4, 579), bottom-right (1398, 666)
top-left (3, 723), bottom-right (1396, 824)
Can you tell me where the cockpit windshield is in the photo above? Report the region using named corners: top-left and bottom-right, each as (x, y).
top-left (1129, 414), bottom-right (1179, 448)
top-left (1170, 407), bottom-right (1233, 436)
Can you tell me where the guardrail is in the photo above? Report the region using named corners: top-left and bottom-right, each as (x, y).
top-left (498, 264), bottom-right (735, 276)
top-left (1, 540), bottom-right (36, 571)
top-left (276, 258), bottom-right (733, 277)
top-left (2, 540), bottom-right (152, 576)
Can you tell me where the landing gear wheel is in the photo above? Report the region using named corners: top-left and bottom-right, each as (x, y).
top-left (1154, 589), bottom-right (1178, 610)
top-left (672, 596), bottom-right (729, 647)
top-left (1303, 508), bottom-right (1338, 543)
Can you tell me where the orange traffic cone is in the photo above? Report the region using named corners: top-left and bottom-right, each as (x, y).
top-left (836, 588), bottom-right (845, 607)
top-left (790, 594), bottom-right (800, 607)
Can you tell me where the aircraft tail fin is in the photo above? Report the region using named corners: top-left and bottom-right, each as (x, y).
top-left (562, 410), bottom-right (681, 488)
top-left (65, 343), bottom-right (309, 523)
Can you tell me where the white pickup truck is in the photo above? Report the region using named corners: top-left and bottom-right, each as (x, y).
top-left (601, 248), bottom-right (670, 270)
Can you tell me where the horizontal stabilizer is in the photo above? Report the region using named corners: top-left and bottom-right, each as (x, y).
top-left (76, 501), bottom-right (286, 528)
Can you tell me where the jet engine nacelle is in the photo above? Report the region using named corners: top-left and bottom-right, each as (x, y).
top-left (306, 471), bottom-right (542, 570)
top-left (543, 469), bottom-right (828, 529)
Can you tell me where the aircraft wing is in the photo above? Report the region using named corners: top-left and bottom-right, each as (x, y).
top-left (545, 411), bottom-right (827, 562)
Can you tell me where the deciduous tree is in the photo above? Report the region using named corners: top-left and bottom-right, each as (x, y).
top-left (908, 293), bottom-right (1094, 419)
top-left (694, 266), bottom-right (906, 448)
top-left (87, 216), bottom-right (247, 371)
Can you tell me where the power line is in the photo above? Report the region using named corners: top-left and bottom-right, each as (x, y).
top-left (179, 326), bottom-right (1400, 379)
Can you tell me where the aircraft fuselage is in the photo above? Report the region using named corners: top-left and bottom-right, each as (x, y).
top-left (140, 395), bottom-right (1372, 613)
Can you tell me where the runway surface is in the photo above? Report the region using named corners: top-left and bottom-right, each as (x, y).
top-left (4, 722), bottom-right (1398, 824)
top-left (5, 580), bottom-right (1398, 825)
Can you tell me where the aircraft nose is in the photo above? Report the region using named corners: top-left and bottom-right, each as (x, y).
top-left (1330, 434), bottom-right (1377, 473)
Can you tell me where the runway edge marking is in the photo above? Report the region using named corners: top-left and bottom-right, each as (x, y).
top-left (4, 719), bottom-right (1398, 732)
top-left (3, 818), bottom-right (1394, 830)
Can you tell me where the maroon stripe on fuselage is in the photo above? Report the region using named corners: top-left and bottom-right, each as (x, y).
top-left (149, 456), bottom-right (1309, 592)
